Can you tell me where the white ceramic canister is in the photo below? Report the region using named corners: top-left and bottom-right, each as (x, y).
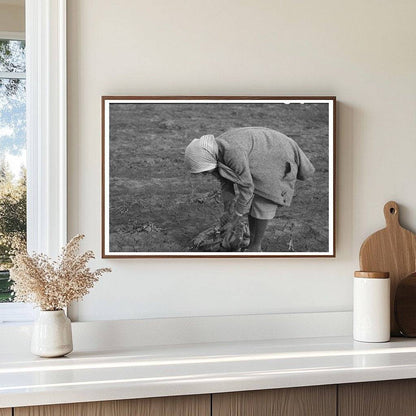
top-left (31, 310), bottom-right (73, 357)
top-left (353, 271), bottom-right (390, 343)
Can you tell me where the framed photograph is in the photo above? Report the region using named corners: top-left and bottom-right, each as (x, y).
top-left (102, 96), bottom-right (336, 258)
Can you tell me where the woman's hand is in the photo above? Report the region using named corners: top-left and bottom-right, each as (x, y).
top-left (231, 211), bottom-right (244, 224)
top-left (220, 210), bottom-right (244, 228)
top-left (226, 211), bottom-right (243, 226)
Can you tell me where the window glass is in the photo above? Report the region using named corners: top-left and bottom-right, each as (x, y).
top-left (0, 39), bottom-right (26, 73)
top-left (0, 39), bottom-right (26, 303)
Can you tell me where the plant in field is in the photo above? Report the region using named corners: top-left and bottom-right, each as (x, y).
top-left (10, 234), bottom-right (111, 310)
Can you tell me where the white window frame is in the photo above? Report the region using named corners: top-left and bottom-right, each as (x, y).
top-left (0, 0), bottom-right (67, 323)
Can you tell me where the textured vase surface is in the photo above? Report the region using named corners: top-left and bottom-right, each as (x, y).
top-left (31, 310), bottom-right (73, 357)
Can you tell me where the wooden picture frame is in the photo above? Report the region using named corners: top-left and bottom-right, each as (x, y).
top-left (102, 96), bottom-right (336, 258)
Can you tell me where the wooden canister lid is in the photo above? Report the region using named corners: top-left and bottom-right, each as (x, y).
top-left (354, 271), bottom-right (390, 279)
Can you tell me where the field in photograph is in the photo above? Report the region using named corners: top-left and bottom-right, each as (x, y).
top-left (108, 102), bottom-right (330, 253)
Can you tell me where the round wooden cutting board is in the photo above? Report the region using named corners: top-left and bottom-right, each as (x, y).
top-left (359, 201), bottom-right (416, 336)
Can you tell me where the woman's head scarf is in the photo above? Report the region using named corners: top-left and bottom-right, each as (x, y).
top-left (184, 134), bottom-right (219, 173)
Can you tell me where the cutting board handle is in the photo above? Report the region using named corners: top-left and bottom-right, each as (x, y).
top-left (384, 201), bottom-right (400, 228)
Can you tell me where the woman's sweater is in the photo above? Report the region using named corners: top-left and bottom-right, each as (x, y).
top-left (216, 127), bottom-right (315, 215)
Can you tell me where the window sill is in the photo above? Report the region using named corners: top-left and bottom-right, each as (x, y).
top-left (0, 303), bottom-right (35, 324)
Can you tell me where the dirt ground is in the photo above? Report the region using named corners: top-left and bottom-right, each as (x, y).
top-left (108, 102), bottom-right (330, 253)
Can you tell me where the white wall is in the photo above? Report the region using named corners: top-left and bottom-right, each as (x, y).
top-left (67, 0), bottom-right (416, 322)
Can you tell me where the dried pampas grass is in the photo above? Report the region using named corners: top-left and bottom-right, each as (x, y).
top-left (10, 234), bottom-right (111, 311)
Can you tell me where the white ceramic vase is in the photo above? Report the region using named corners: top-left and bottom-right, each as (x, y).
top-left (31, 310), bottom-right (73, 357)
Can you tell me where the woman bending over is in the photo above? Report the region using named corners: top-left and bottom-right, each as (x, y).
top-left (184, 127), bottom-right (315, 252)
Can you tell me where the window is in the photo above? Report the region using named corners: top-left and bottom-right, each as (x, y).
top-left (0, 33), bottom-right (26, 306)
top-left (0, 1), bottom-right (67, 324)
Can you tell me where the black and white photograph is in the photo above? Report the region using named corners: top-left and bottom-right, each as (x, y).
top-left (102, 97), bottom-right (335, 257)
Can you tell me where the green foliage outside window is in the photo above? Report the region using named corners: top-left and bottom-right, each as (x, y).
top-left (0, 160), bottom-right (26, 302)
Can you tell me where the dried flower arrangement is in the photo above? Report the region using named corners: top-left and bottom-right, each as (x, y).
top-left (10, 234), bottom-right (111, 311)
